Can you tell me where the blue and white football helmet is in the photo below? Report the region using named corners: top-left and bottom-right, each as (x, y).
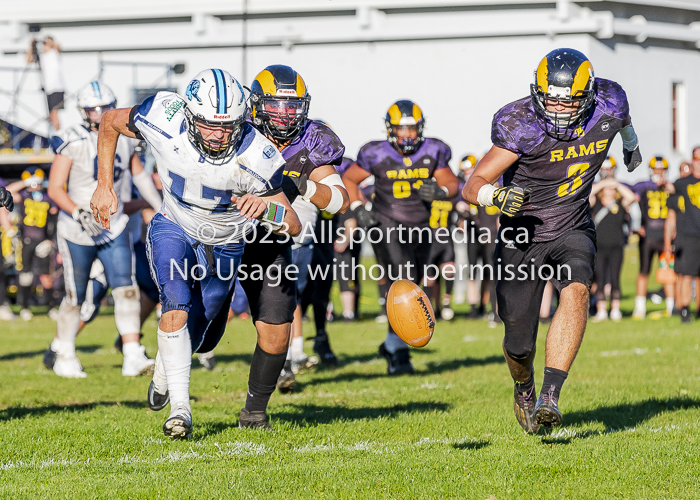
top-left (183, 69), bottom-right (247, 160)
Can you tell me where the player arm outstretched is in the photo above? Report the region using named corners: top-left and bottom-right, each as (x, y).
top-left (90, 107), bottom-right (138, 230)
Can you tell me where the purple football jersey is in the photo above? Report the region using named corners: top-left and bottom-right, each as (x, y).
top-left (280, 120), bottom-right (345, 177)
top-left (634, 180), bottom-right (670, 241)
top-left (17, 189), bottom-right (56, 241)
top-left (492, 78), bottom-right (629, 242)
top-left (356, 138), bottom-right (451, 227)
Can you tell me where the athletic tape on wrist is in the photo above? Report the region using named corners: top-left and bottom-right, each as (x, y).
top-left (477, 184), bottom-right (497, 207)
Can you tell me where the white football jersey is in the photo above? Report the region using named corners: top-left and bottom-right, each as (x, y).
top-left (131, 91), bottom-right (285, 245)
top-left (52, 125), bottom-right (135, 246)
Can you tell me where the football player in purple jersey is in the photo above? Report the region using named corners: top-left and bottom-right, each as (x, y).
top-left (343, 100), bottom-right (459, 375)
top-left (238, 65), bottom-right (349, 424)
top-left (464, 48), bottom-right (642, 433)
top-left (632, 156), bottom-right (675, 319)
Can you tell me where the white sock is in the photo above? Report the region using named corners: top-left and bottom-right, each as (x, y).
top-left (55, 299), bottom-right (81, 356)
top-left (291, 336), bottom-right (304, 358)
top-left (157, 325), bottom-right (191, 411)
top-left (384, 331), bottom-right (408, 353)
top-left (286, 347), bottom-right (292, 361)
top-left (634, 296), bottom-right (646, 312)
top-left (666, 297), bottom-right (675, 314)
top-left (122, 341), bottom-right (141, 358)
top-left (153, 351), bottom-right (167, 391)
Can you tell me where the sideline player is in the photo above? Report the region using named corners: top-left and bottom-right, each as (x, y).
top-left (245, 65), bottom-right (349, 392)
top-left (665, 157), bottom-right (700, 322)
top-left (343, 100), bottom-right (459, 374)
top-left (632, 157), bottom-right (675, 318)
top-left (91, 69), bottom-right (301, 438)
top-left (5, 168), bottom-right (58, 320)
top-left (47, 81), bottom-right (154, 378)
top-left (464, 48), bottom-right (642, 432)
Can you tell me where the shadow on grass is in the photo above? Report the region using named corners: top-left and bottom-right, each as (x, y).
top-left (205, 401), bottom-right (451, 435)
top-left (202, 353), bottom-right (253, 366)
top-left (0, 344), bottom-right (103, 361)
top-left (0, 400), bottom-right (145, 421)
top-left (453, 439), bottom-right (490, 451)
top-left (539, 396), bottom-right (700, 445)
top-left (299, 354), bottom-right (504, 389)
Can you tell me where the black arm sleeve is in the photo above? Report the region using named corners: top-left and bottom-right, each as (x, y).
top-left (127, 105), bottom-right (145, 140)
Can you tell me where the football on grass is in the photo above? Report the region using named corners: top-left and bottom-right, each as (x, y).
top-left (386, 279), bottom-right (435, 347)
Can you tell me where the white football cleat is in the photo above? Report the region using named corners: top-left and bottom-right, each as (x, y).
top-left (197, 350), bottom-right (216, 371)
top-left (53, 354), bottom-right (87, 378)
top-left (375, 314), bottom-right (388, 324)
top-left (163, 403), bottom-right (192, 439)
top-left (592, 310), bottom-right (608, 323)
top-left (19, 309), bottom-right (33, 321)
top-left (291, 353), bottom-right (319, 374)
top-left (0, 304), bottom-right (16, 321)
top-left (609, 309), bottom-right (622, 322)
top-left (122, 344), bottom-right (155, 377)
top-left (632, 307), bottom-right (645, 320)
top-left (441, 307), bottom-right (455, 321)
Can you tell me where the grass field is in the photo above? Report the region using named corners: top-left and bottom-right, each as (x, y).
top-left (1, 247), bottom-right (699, 499)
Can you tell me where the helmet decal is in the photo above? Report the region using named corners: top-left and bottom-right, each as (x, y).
top-left (91, 81), bottom-right (102, 99)
top-left (211, 68), bottom-right (227, 114)
top-left (186, 80), bottom-right (202, 103)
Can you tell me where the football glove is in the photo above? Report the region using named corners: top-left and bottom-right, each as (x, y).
top-left (0, 187), bottom-right (14, 211)
top-left (352, 204), bottom-right (379, 228)
top-left (35, 239), bottom-right (53, 259)
top-left (280, 174), bottom-right (309, 202)
top-left (418, 179), bottom-right (448, 202)
top-left (73, 207), bottom-right (103, 237)
top-left (492, 186), bottom-right (531, 217)
top-left (623, 146), bottom-right (642, 172)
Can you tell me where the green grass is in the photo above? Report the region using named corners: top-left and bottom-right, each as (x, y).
top-left (0, 245), bottom-right (699, 499)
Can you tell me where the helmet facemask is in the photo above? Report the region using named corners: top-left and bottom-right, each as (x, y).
top-left (80, 103), bottom-right (116, 131)
top-left (185, 107), bottom-right (244, 162)
top-left (531, 84), bottom-right (595, 141)
top-left (386, 123), bottom-right (424, 155)
top-left (251, 95), bottom-right (310, 142)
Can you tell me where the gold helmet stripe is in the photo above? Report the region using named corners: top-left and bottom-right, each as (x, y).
top-left (572, 60), bottom-right (593, 95)
top-left (296, 74), bottom-right (307, 97)
top-left (412, 104), bottom-right (423, 122)
top-left (387, 104), bottom-right (402, 125)
top-left (649, 156), bottom-right (669, 169)
top-left (535, 56), bottom-right (549, 93)
top-left (254, 69), bottom-right (277, 96)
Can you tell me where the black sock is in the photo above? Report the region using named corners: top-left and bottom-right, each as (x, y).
top-left (541, 367), bottom-right (568, 399)
top-left (514, 368), bottom-right (535, 394)
top-left (245, 344), bottom-right (287, 413)
top-left (315, 329), bottom-right (327, 341)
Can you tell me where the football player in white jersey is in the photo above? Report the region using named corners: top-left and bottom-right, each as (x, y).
top-left (91, 69), bottom-right (301, 439)
top-left (47, 81), bottom-right (157, 379)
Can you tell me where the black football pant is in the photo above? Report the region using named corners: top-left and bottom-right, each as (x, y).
top-left (495, 228), bottom-right (596, 361)
top-left (595, 245), bottom-right (624, 302)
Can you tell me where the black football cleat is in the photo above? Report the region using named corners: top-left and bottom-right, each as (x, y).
top-left (681, 307), bottom-right (692, 324)
top-left (239, 408), bottom-right (272, 430)
top-left (276, 367), bottom-right (296, 394)
top-left (379, 343), bottom-right (414, 375)
top-left (534, 387), bottom-right (563, 428)
top-left (43, 345), bottom-right (57, 370)
top-left (313, 335), bottom-right (338, 366)
top-left (148, 381), bottom-right (170, 411)
top-left (513, 384), bottom-right (540, 434)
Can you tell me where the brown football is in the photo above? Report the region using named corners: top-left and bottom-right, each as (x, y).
top-left (386, 279), bottom-right (435, 347)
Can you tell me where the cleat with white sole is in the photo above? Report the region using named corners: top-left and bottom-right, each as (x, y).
top-left (163, 403), bottom-right (192, 439)
top-left (122, 344), bottom-right (155, 377)
top-left (53, 354), bottom-right (87, 378)
top-left (197, 350), bottom-right (216, 371)
top-left (0, 304), bottom-right (16, 321)
top-left (19, 309), bottom-right (33, 321)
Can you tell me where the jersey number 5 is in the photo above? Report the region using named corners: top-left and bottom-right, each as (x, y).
top-left (557, 162), bottom-right (590, 198)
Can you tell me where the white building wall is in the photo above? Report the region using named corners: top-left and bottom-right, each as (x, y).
top-left (1, 1), bottom-right (700, 183)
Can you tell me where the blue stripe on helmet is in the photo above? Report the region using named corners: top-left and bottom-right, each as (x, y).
top-left (91, 81), bottom-right (102, 99)
top-left (211, 69), bottom-right (227, 114)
